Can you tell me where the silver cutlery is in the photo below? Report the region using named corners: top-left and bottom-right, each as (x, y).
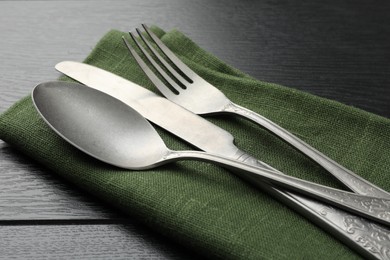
top-left (32, 81), bottom-right (390, 227)
top-left (55, 61), bottom-right (390, 260)
top-left (124, 24), bottom-right (390, 200)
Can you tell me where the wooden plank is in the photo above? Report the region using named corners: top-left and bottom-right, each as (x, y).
top-left (0, 0), bottom-right (388, 259)
top-left (0, 223), bottom-right (197, 259)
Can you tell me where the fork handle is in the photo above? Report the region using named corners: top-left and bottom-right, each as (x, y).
top-left (223, 101), bottom-right (390, 199)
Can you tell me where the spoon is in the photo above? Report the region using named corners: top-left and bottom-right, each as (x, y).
top-left (32, 81), bottom-right (390, 226)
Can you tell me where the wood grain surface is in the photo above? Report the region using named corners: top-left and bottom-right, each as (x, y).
top-left (0, 0), bottom-right (389, 259)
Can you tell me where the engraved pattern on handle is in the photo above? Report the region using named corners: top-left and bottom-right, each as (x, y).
top-left (343, 214), bottom-right (390, 259)
top-left (223, 102), bottom-right (390, 199)
top-left (318, 205), bottom-right (390, 260)
top-left (308, 186), bottom-right (390, 224)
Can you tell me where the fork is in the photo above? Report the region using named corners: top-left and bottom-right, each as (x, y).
top-left (123, 24), bottom-right (390, 200)
top-left (122, 25), bottom-right (390, 259)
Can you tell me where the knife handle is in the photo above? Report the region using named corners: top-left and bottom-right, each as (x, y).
top-left (234, 150), bottom-right (390, 260)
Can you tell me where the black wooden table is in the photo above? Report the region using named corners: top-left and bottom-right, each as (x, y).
top-left (0, 1), bottom-right (389, 258)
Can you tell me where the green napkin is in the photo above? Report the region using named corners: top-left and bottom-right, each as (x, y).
top-left (1, 26), bottom-right (390, 259)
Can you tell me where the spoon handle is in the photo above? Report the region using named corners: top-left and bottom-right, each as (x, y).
top-left (165, 150), bottom-right (390, 227)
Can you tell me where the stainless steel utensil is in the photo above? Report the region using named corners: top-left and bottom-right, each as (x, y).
top-left (32, 81), bottom-right (390, 227)
top-left (124, 24), bottom-right (390, 199)
top-left (55, 61), bottom-right (390, 260)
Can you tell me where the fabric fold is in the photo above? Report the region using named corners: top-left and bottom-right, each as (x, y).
top-left (1, 26), bottom-right (390, 259)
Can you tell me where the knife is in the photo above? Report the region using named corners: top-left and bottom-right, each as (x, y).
top-left (55, 61), bottom-right (390, 260)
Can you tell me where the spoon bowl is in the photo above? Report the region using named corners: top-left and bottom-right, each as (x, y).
top-left (32, 81), bottom-right (168, 169)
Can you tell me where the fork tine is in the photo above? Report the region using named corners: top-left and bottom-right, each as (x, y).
top-left (122, 36), bottom-right (178, 97)
top-left (142, 24), bottom-right (197, 79)
top-left (136, 28), bottom-right (190, 87)
top-left (129, 31), bottom-right (183, 94)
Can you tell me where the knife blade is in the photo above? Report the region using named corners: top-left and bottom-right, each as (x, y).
top-left (55, 61), bottom-right (390, 260)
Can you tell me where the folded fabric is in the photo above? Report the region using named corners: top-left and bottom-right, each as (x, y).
top-left (1, 26), bottom-right (390, 259)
